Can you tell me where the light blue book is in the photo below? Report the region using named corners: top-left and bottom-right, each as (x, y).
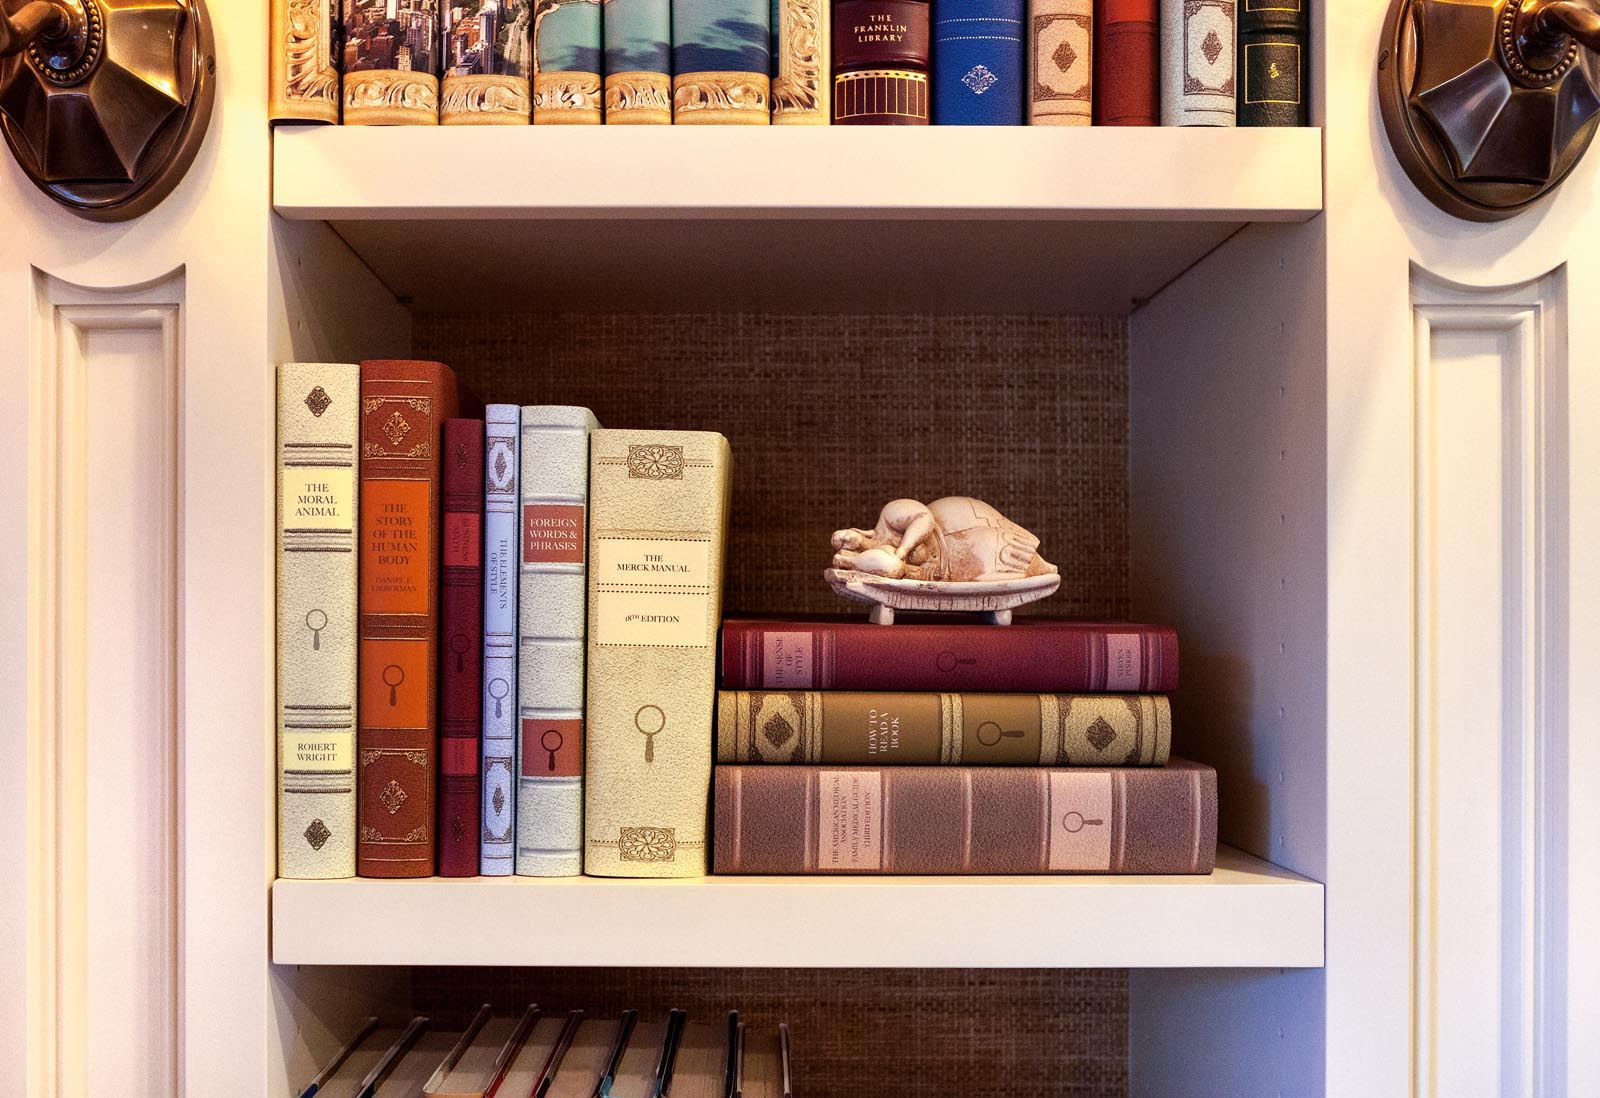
top-left (671, 0), bottom-right (771, 122)
top-left (481, 405), bottom-right (520, 875)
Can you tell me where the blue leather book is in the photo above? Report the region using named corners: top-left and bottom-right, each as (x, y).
top-left (480, 405), bottom-right (519, 875)
top-left (931, 0), bottom-right (1025, 124)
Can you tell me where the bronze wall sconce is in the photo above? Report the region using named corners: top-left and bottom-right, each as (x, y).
top-left (1380, 0), bottom-right (1600, 220)
top-left (0, 0), bottom-right (214, 221)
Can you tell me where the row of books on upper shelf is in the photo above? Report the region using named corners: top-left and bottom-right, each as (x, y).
top-left (301, 1005), bottom-right (789, 1098)
top-left (276, 359), bottom-right (1217, 882)
top-left (270, 0), bottom-right (1308, 128)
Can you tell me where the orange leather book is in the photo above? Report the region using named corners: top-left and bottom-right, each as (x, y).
top-left (357, 359), bottom-right (461, 877)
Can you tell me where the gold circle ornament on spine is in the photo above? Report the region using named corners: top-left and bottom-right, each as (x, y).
top-left (0, 0), bottom-right (215, 221)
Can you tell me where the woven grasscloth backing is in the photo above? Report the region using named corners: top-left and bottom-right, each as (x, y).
top-left (414, 313), bottom-right (1130, 619)
top-left (410, 967), bottom-right (1129, 1098)
top-left (411, 312), bottom-right (1131, 1096)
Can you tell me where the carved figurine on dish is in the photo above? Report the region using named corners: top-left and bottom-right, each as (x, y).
top-left (825, 497), bottom-right (1060, 625)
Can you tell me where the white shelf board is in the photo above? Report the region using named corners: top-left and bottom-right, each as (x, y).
top-left (271, 125), bottom-right (1322, 313)
top-left (271, 845), bottom-right (1323, 969)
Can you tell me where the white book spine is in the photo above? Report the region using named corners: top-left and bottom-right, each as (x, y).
top-left (516, 406), bottom-right (599, 877)
top-left (1160, 0), bottom-right (1237, 126)
top-left (276, 362), bottom-right (359, 879)
top-left (481, 406), bottom-right (521, 874)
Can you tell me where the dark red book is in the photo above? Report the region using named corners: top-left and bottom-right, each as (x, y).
top-left (438, 418), bottom-right (485, 877)
top-left (720, 617), bottom-right (1178, 693)
top-left (1093, 0), bottom-right (1158, 125)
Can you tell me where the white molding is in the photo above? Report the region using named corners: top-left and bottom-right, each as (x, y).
top-left (1410, 267), bottom-right (1567, 1098)
top-left (27, 270), bottom-right (184, 1098)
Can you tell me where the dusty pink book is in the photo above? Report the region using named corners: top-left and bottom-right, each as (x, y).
top-left (714, 758), bottom-right (1216, 875)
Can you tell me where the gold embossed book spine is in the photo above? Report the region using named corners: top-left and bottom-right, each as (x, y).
top-left (1160, 0), bottom-right (1236, 125)
top-left (534, 0), bottom-right (604, 122)
top-left (277, 363), bottom-right (359, 879)
top-left (604, 0), bottom-right (673, 123)
top-left (584, 430), bottom-right (731, 877)
top-left (342, 0), bottom-right (442, 125)
top-left (1029, 0), bottom-right (1092, 125)
top-left (443, 0), bottom-right (534, 124)
top-left (831, 0), bottom-right (929, 124)
top-left (772, 0), bottom-right (829, 123)
top-left (271, 0), bottom-right (341, 122)
top-left (672, 0), bottom-right (772, 124)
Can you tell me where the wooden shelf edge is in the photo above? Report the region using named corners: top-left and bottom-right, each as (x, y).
top-left (270, 845), bottom-right (1324, 970)
top-left (272, 125), bottom-right (1324, 223)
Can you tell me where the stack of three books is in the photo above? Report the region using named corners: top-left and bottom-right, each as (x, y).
top-left (712, 617), bottom-right (1215, 875)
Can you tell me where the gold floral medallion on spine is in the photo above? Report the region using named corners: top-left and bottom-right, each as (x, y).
top-left (441, 74), bottom-right (532, 125)
top-left (772, 0), bottom-right (828, 124)
top-left (605, 72), bottom-right (673, 124)
top-left (672, 71), bottom-right (771, 124)
top-left (344, 71), bottom-right (441, 126)
top-left (270, 0), bottom-right (339, 123)
top-left (533, 72), bottom-right (604, 122)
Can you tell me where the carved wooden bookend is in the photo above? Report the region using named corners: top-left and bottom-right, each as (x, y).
top-left (825, 497), bottom-right (1060, 625)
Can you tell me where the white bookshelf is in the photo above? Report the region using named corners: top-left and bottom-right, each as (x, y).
top-left (271, 125), bottom-right (1323, 312)
top-left (270, 845), bottom-right (1322, 969)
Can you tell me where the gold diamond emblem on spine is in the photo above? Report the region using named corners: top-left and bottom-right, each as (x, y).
top-left (382, 411), bottom-right (412, 447)
top-left (304, 818), bottom-right (332, 850)
top-left (304, 386), bottom-right (332, 417)
top-left (379, 779), bottom-right (408, 814)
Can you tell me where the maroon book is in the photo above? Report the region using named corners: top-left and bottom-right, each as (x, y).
top-left (714, 759), bottom-right (1216, 875)
top-left (720, 617), bottom-right (1178, 693)
top-left (438, 418), bottom-right (485, 877)
top-left (1093, 0), bottom-right (1158, 125)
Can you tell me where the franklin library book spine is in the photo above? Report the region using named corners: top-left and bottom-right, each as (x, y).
top-left (534, 0), bottom-right (604, 123)
top-left (357, 359), bottom-right (460, 877)
top-left (1237, 0), bottom-right (1307, 126)
top-left (771, 0), bottom-right (828, 123)
top-left (443, 0), bottom-right (534, 124)
top-left (439, 418), bottom-right (485, 877)
top-left (932, 0), bottom-right (1024, 124)
top-left (271, 0), bottom-right (341, 123)
top-left (604, 0), bottom-right (673, 123)
top-left (480, 406), bottom-right (520, 875)
top-left (716, 692), bottom-right (1171, 766)
top-left (672, 0), bottom-right (772, 124)
top-left (1093, 0), bottom-right (1156, 124)
top-left (1028, 0), bottom-right (1091, 124)
top-left (1160, 0), bottom-right (1236, 125)
top-left (721, 618), bottom-right (1179, 692)
top-left (832, 0), bottom-right (930, 124)
top-left (342, 0), bottom-right (441, 124)
top-left (277, 363), bottom-right (359, 880)
top-left (715, 759), bottom-right (1218, 874)
top-left (516, 406), bottom-right (599, 877)
top-left (584, 429), bottom-right (731, 877)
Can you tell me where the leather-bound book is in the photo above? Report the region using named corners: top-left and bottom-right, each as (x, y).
top-left (722, 617), bottom-right (1179, 692)
top-left (277, 363), bottom-right (359, 880)
top-left (342, 0), bottom-right (441, 125)
top-left (932, 0), bottom-right (1024, 125)
top-left (716, 692), bottom-right (1171, 766)
top-left (1028, 0), bottom-right (1091, 125)
top-left (1160, 0), bottom-right (1236, 125)
top-left (357, 360), bottom-right (460, 878)
top-left (480, 406), bottom-right (519, 876)
top-left (1093, 0), bottom-right (1156, 124)
top-left (604, 0), bottom-right (673, 123)
top-left (270, 0), bottom-right (340, 123)
top-left (438, 418), bottom-right (485, 878)
top-left (673, 0), bottom-right (772, 124)
top-left (771, 0), bottom-right (829, 123)
top-left (1237, 0), bottom-right (1307, 126)
top-left (533, 0), bottom-right (603, 123)
top-left (442, 0), bottom-right (534, 124)
top-left (832, 0), bottom-right (930, 124)
top-left (516, 407), bottom-right (599, 877)
top-left (584, 430), bottom-right (731, 877)
top-left (715, 759), bottom-right (1218, 874)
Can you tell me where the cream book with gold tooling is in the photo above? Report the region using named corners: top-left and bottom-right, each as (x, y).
top-left (584, 429), bottom-right (731, 877)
